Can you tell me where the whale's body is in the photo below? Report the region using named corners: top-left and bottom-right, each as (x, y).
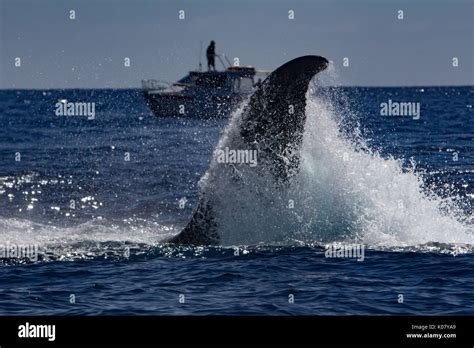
top-left (168, 56), bottom-right (329, 245)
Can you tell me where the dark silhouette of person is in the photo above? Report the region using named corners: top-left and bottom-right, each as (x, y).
top-left (206, 41), bottom-right (216, 71)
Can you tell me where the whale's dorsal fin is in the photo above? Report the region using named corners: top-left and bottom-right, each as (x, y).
top-left (240, 55), bottom-right (329, 182)
top-left (168, 55), bottom-right (329, 245)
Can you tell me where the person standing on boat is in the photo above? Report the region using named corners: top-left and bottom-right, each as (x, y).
top-left (206, 41), bottom-right (216, 71)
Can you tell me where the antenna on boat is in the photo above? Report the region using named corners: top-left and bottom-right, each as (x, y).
top-left (216, 54), bottom-right (231, 70)
top-left (199, 41), bottom-right (203, 71)
top-left (222, 54), bottom-right (232, 68)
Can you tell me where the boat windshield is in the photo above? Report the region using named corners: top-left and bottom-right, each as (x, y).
top-left (239, 77), bottom-right (253, 93)
top-left (232, 77), bottom-right (254, 94)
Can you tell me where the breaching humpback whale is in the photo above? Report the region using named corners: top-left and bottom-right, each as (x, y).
top-left (168, 55), bottom-right (329, 245)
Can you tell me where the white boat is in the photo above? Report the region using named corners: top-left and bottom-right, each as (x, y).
top-left (142, 63), bottom-right (269, 118)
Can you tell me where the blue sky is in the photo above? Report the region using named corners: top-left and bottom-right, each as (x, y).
top-left (0, 0), bottom-right (472, 88)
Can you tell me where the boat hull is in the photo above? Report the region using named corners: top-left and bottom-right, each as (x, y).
top-left (143, 91), bottom-right (244, 118)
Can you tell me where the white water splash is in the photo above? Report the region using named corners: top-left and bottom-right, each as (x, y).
top-left (0, 218), bottom-right (174, 249)
top-left (296, 91), bottom-right (473, 247)
top-left (194, 80), bottom-right (473, 247)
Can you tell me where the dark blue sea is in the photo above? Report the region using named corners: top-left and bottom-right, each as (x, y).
top-left (0, 86), bottom-right (473, 315)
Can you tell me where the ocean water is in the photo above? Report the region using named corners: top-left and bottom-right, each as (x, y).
top-left (0, 86), bottom-right (473, 315)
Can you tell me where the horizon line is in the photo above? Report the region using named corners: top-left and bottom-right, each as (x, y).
top-left (1, 84), bottom-right (473, 91)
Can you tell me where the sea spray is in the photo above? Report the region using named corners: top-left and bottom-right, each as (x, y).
top-left (296, 88), bottom-right (473, 247)
top-left (194, 76), bottom-right (473, 247)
